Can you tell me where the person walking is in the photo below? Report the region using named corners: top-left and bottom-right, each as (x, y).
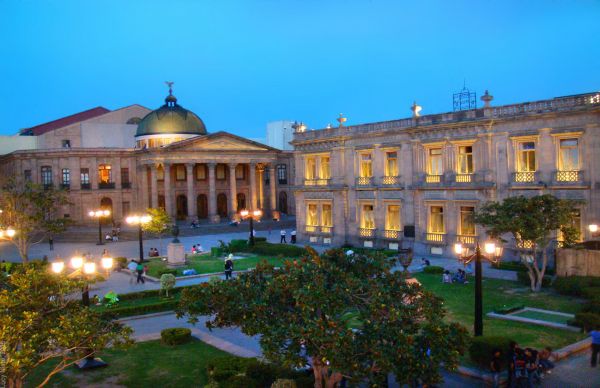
top-left (280, 229), bottom-right (287, 243)
top-left (591, 325), bottom-right (600, 367)
top-left (127, 259), bottom-right (137, 284)
top-left (224, 256), bottom-right (234, 280)
top-left (135, 261), bottom-right (145, 284)
top-left (291, 229), bottom-right (297, 244)
top-left (48, 236), bottom-right (54, 251)
top-left (490, 349), bottom-right (502, 388)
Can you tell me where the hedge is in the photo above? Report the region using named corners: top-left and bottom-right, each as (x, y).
top-left (468, 336), bottom-right (514, 369)
top-left (161, 327), bottom-right (192, 345)
top-left (157, 268), bottom-right (178, 277)
top-left (581, 287), bottom-right (600, 300)
top-left (422, 266), bottom-right (445, 274)
top-left (229, 239), bottom-right (249, 253)
top-left (248, 242), bottom-right (307, 257)
top-left (99, 299), bottom-right (178, 319)
top-left (582, 299), bottom-right (600, 314)
top-left (554, 276), bottom-right (600, 297)
top-left (115, 257), bottom-right (128, 269)
top-left (569, 312), bottom-right (600, 331)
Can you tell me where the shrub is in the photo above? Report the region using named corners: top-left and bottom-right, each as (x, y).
top-left (115, 257), bottom-right (128, 269)
top-left (229, 239), bottom-right (248, 252)
top-left (211, 247), bottom-right (224, 257)
top-left (468, 336), bottom-right (513, 369)
top-left (569, 312), bottom-right (600, 331)
top-left (246, 361), bottom-right (277, 387)
top-left (158, 268), bottom-right (178, 277)
top-left (204, 382), bottom-right (220, 388)
top-left (254, 237), bottom-right (267, 243)
top-left (223, 375), bottom-right (258, 388)
top-left (271, 379), bottom-right (297, 388)
top-left (207, 356), bottom-right (256, 378)
top-left (249, 242), bottom-right (307, 257)
top-left (422, 266), bottom-right (444, 274)
top-left (554, 276), bottom-right (600, 297)
top-left (99, 299), bottom-right (178, 319)
top-left (493, 261), bottom-right (527, 272)
top-left (581, 287), bottom-right (600, 300)
top-left (160, 327), bottom-right (192, 345)
top-left (160, 273), bottom-right (176, 297)
top-left (582, 299), bottom-right (600, 314)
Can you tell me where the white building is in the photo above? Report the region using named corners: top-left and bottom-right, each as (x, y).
top-left (266, 120), bottom-right (295, 150)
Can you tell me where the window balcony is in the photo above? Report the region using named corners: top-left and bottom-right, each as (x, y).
top-left (358, 228), bottom-right (376, 238)
top-left (554, 170), bottom-right (581, 183)
top-left (512, 171), bottom-right (536, 183)
top-left (456, 234), bottom-right (476, 245)
top-left (382, 229), bottom-right (402, 239)
top-left (43, 183), bottom-right (53, 190)
top-left (425, 232), bottom-right (445, 244)
top-left (425, 174), bottom-right (442, 184)
top-left (304, 178), bottom-right (330, 186)
top-left (121, 182), bottom-right (131, 189)
top-left (382, 176), bottom-right (400, 185)
top-left (356, 176), bottom-right (374, 186)
top-left (305, 225), bottom-right (318, 233)
top-left (98, 182), bottom-right (116, 189)
top-left (455, 174), bottom-right (473, 183)
top-left (80, 183), bottom-right (91, 190)
top-left (320, 226), bottom-right (333, 234)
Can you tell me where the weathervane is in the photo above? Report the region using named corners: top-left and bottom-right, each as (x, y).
top-left (165, 81), bottom-right (174, 95)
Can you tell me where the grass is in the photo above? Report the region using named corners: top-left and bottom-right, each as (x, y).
top-left (413, 273), bottom-right (586, 350)
top-left (25, 339), bottom-right (235, 388)
top-left (512, 309), bottom-right (572, 324)
top-left (146, 254), bottom-right (289, 278)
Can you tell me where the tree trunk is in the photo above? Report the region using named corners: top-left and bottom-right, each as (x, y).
top-left (17, 237), bottom-right (29, 264)
top-left (312, 359), bottom-right (342, 388)
top-left (534, 249), bottom-right (549, 292)
top-left (8, 376), bottom-right (24, 388)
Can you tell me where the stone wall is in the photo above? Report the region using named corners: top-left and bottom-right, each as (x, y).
top-left (556, 248), bottom-right (600, 277)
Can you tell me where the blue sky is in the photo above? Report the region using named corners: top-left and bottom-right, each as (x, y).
top-left (1, 0), bottom-right (599, 137)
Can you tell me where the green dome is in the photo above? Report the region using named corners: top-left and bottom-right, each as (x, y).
top-left (136, 94), bottom-right (206, 137)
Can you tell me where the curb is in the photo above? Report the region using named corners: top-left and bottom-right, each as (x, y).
top-left (116, 310), bottom-right (176, 322)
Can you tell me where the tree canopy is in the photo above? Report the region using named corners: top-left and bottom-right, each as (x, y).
top-left (474, 194), bottom-right (581, 291)
top-left (177, 248), bottom-right (467, 387)
top-left (0, 266), bottom-right (132, 388)
top-left (0, 179), bottom-right (71, 263)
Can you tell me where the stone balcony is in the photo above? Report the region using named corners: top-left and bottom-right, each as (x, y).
top-left (551, 170), bottom-right (587, 187)
top-left (358, 228), bottom-right (376, 238)
top-left (425, 232), bottom-right (446, 245)
top-left (381, 229), bottom-right (402, 239)
top-left (356, 176), bottom-right (374, 187)
top-left (304, 178), bottom-right (330, 186)
top-left (456, 234), bottom-right (477, 246)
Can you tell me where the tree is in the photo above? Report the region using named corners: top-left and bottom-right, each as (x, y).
top-left (474, 194), bottom-right (581, 292)
top-left (177, 248), bottom-right (467, 387)
top-left (0, 179), bottom-right (71, 263)
top-left (143, 207), bottom-right (171, 254)
top-left (0, 266), bottom-right (132, 388)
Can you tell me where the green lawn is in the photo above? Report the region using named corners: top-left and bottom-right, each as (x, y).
top-left (146, 254), bottom-right (288, 278)
top-left (25, 339), bottom-right (235, 388)
top-left (414, 273), bottom-right (586, 350)
top-left (512, 309), bottom-right (572, 324)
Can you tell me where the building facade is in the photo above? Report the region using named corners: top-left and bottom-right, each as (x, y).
top-left (266, 120), bottom-right (295, 150)
top-left (0, 92), bottom-right (295, 225)
top-left (292, 92), bottom-right (600, 256)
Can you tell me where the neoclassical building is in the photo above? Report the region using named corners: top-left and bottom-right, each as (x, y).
top-left (0, 91), bottom-right (294, 224)
top-left (292, 91), bottom-right (600, 255)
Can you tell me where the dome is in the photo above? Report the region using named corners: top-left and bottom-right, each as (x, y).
top-left (136, 93), bottom-right (206, 137)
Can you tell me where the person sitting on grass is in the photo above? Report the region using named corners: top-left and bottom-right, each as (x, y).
top-left (525, 347), bottom-right (541, 386)
top-left (452, 269), bottom-right (468, 284)
top-left (191, 245), bottom-right (197, 254)
top-left (442, 270), bottom-right (452, 283)
top-left (538, 346), bottom-right (555, 375)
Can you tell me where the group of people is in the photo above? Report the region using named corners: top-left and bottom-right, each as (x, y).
top-left (190, 219), bottom-right (201, 228)
top-left (148, 248), bottom-right (160, 257)
top-left (491, 342), bottom-right (556, 387)
top-left (442, 268), bottom-right (469, 284)
top-left (104, 228), bottom-right (121, 242)
top-left (191, 244), bottom-right (204, 254)
top-left (127, 259), bottom-right (148, 284)
top-left (279, 229), bottom-right (296, 244)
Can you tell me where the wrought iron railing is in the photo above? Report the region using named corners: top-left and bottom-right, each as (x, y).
top-left (425, 175), bottom-right (442, 183)
top-left (512, 172), bottom-right (535, 183)
top-left (81, 183), bottom-right (91, 190)
top-left (98, 182), bottom-right (116, 189)
top-left (358, 228), bottom-right (376, 238)
top-left (455, 174), bottom-right (473, 183)
top-left (426, 232), bottom-right (445, 243)
top-left (383, 229), bottom-right (401, 239)
top-left (456, 234), bottom-right (476, 245)
top-left (555, 170), bottom-right (580, 182)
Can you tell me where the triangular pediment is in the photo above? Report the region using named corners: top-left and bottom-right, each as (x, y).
top-left (165, 132), bottom-right (276, 152)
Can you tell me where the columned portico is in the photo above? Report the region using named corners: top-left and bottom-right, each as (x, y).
top-left (150, 164), bottom-right (158, 209)
top-left (249, 162), bottom-right (257, 209)
top-left (269, 163), bottom-right (279, 220)
top-left (186, 163), bottom-right (196, 219)
top-left (163, 163), bottom-right (172, 218)
top-left (228, 163), bottom-right (238, 219)
top-left (257, 164), bottom-right (265, 209)
top-left (207, 162), bottom-right (219, 223)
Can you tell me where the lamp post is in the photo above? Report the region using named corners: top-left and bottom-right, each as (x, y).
top-left (51, 253), bottom-right (112, 369)
top-left (89, 209), bottom-right (111, 245)
top-left (239, 209), bottom-right (262, 246)
top-left (454, 240), bottom-right (503, 336)
top-left (589, 224), bottom-right (599, 238)
top-left (126, 214), bottom-right (152, 263)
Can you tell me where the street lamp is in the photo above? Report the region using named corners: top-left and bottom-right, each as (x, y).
top-left (89, 209), bottom-right (111, 245)
top-left (51, 253), bottom-right (112, 369)
top-left (239, 209), bottom-right (262, 246)
top-left (589, 224), bottom-right (599, 238)
top-left (0, 227), bottom-right (16, 240)
top-left (126, 214), bottom-right (152, 263)
top-left (454, 240), bottom-right (503, 337)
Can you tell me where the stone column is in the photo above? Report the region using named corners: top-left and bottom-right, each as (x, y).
top-left (150, 164), bottom-right (158, 209)
top-left (163, 163), bottom-right (172, 218)
top-left (257, 164), bottom-right (265, 209)
top-left (249, 162), bottom-right (257, 209)
top-left (186, 163), bottom-right (196, 219)
top-left (140, 165), bottom-right (149, 210)
top-left (228, 163), bottom-right (238, 219)
top-left (207, 162), bottom-right (219, 223)
top-left (269, 163), bottom-right (279, 220)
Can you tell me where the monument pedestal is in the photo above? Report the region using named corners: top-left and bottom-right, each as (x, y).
top-left (167, 242), bottom-right (186, 267)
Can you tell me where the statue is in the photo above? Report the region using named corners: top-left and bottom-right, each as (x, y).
top-left (171, 224), bottom-right (180, 243)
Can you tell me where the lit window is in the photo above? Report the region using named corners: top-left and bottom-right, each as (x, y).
top-left (360, 204), bottom-right (375, 229)
top-left (459, 206), bottom-right (475, 235)
top-left (196, 165), bottom-right (207, 180)
top-left (98, 164), bottom-right (112, 183)
top-left (359, 154), bottom-right (373, 178)
top-left (385, 204), bottom-right (401, 231)
top-left (517, 142), bottom-right (536, 172)
top-left (320, 156), bottom-right (330, 179)
top-left (559, 139), bottom-right (579, 171)
top-left (235, 164), bottom-right (245, 180)
top-left (428, 148), bottom-right (443, 175)
top-left (61, 168), bottom-right (70, 185)
top-left (385, 152), bottom-right (398, 176)
top-left (80, 168), bottom-right (90, 184)
top-left (321, 203), bottom-right (332, 227)
top-left (307, 204), bottom-right (319, 226)
top-left (457, 146), bottom-right (473, 174)
top-left (175, 165), bottom-right (186, 181)
top-left (216, 164), bottom-right (226, 180)
top-left (429, 206), bottom-right (444, 234)
top-left (305, 157), bottom-right (316, 180)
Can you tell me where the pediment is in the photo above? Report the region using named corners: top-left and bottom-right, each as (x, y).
top-left (166, 132), bottom-right (274, 152)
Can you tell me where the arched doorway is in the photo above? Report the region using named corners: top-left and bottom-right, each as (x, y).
top-left (176, 195), bottom-right (188, 220)
top-left (236, 193), bottom-right (246, 211)
top-left (100, 197), bottom-right (114, 224)
top-left (217, 193), bottom-right (228, 218)
top-left (197, 194), bottom-right (208, 219)
top-left (278, 191), bottom-right (288, 214)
